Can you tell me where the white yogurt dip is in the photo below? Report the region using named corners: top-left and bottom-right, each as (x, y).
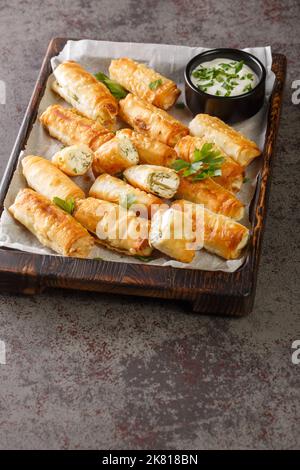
top-left (191, 58), bottom-right (258, 97)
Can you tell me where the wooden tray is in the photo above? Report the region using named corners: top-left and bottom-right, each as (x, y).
top-left (0, 38), bottom-right (287, 315)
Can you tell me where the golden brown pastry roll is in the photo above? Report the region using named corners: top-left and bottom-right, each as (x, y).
top-left (172, 200), bottom-right (249, 259)
top-left (189, 114), bottom-right (261, 167)
top-left (52, 60), bottom-right (118, 128)
top-left (89, 173), bottom-right (163, 218)
top-left (175, 176), bottom-right (244, 220)
top-left (149, 207), bottom-right (198, 263)
top-left (118, 93), bottom-right (189, 147)
top-left (92, 133), bottom-right (139, 176)
top-left (22, 155), bottom-right (85, 201)
top-left (174, 135), bottom-right (244, 192)
top-left (9, 188), bottom-right (94, 258)
top-left (116, 129), bottom-right (177, 167)
top-left (52, 144), bottom-right (94, 176)
top-left (73, 197), bottom-right (152, 257)
top-left (40, 104), bottom-right (114, 151)
top-left (124, 165), bottom-right (180, 199)
top-left (109, 57), bottom-right (180, 110)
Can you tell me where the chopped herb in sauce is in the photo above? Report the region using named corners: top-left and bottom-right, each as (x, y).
top-left (191, 58), bottom-right (257, 97)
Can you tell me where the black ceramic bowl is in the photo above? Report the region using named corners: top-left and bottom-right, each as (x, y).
top-left (185, 48), bottom-right (266, 123)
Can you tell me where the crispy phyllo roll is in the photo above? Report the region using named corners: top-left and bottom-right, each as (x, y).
top-left (22, 155), bottom-right (85, 201)
top-left (149, 207), bottom-right (200, 263)
top-left (92, 133), bottom-right (139, 176)
top-left (189, 114), bottom-right (261, 167)
top-left (124, 165), bottom-right (180, 199)
top-left (172, 200), bottom-right (249, 259)
top-left (9, 188), bottom-right (94, 258)
top-left (89, 174), bottom-right (162, 218)
top-left (116, 129), bottom-right (177, 167)
top-left (39, 104), bottom-right (114, 151)
top-left (52, 60), bottom-right (118, 128)
top-left (175, 176), bottom-right (244, 220)
top-left (73, 197), bottom-right (152, 257)
top-left (174, 135), bottom-right (244, 192)
top-left (118, 93), bottom-right (189, 147)
top-left (52, 144), bottom-right (93, 176)
top-left (109, 57), bottom-right (181, 110)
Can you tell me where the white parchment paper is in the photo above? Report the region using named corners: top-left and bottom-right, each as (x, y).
top-left (0, 40), bottom-right (275, 271)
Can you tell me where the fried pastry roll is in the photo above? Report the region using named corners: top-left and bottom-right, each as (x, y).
top-left (22, 155), bottom-right (85, 201)
top-left (39, 104), bottom-right (114, 151)
top-left (172, 200), bottom-right (249, 259)
top-left (124, 165), bottom-right (180, 199)
top-left (73, 197), bottom-right (152, 257)
top-left (174, 135), bottom-right (244, 192)
top-left (189, 114), bottom-right (261, 167)
top-left (118, 93), bottom-right (189, 147)
top-left (52, 144), bottom-right (93, 176)
top-left (52, 60), bottom-right (118, 128)
top-left (116, 129), bottom-right (177, 167)
top-left (149, 207), bottom-right (199, 263)
top-left (175, 177), bottom-right (244, 220)
top-left (92, 133), bottom-right (139, 176)
top-left (9, 189), bottom-right (94, 258)
top-left (89, 174), bottom-right (162, 218)
top-left (109, 57), bottom-right (181, 110)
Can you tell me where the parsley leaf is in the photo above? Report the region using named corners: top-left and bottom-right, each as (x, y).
top-left (134, 255), bottom-right (155, 262)
top-left (149, 79), bottom-right (163, 90)
top-left (95, 71), bottom-right (128, 100)
top-left (53, 197), bottom-right (75, 215)
top-left (172, 143), bottom-right (224, 182)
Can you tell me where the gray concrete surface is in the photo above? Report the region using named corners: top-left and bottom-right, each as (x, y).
top-left (0, 0), bottom-right (299, 449)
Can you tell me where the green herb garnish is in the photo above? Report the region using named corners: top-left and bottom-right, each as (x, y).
top-left (243, 177), bottom-right (250, 183)
top-left (235, 60), bottom-right (244, 73)
top-left (172, 143), bottom-right (224, 181)
top-left (53, 196), bottom-right (75, 215)
top-left (95, 71), bottom-right (128, 100)
top-left (134, 255), bottom-right (155, 263)
top-left (149, 79), bottom-right (163, 90)
top-left (243, 84), bottom-right (252, 93)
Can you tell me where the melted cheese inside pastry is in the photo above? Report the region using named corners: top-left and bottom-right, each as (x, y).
top-left (89, 173), bottom-right (163, 218)
top-left (149, 207), bottom-right (197, 263)
top-left (52, 144), bottom-right (94, 176)
top-left (9, 188), bottom-right (94, 258)
top-left (172, 200), bottom-right (249, 260)
top-left (92, 134), bottom-right (139, 176)
top-left (116, 129), bottom-right (177, 167)
top-left (124, 165), bottom-right (180, 199)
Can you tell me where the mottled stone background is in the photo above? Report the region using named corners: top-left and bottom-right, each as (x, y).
top-left (0, 0), bottom-right (299, 450)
